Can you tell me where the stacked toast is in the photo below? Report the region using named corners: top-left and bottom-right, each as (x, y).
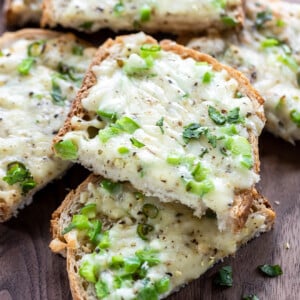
top-left (2, 0), bottom-right (299, 299)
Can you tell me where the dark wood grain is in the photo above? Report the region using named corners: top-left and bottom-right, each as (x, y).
top-left (0, 1), bottom-right (300, 299)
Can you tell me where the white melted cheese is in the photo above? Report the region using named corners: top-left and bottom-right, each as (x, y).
top-left (63, 33), bottom-right (263, 230)
top-left (188, 0), bottom-right (300, 142)
top-left (0, 33), bottom-right (95, 218)
top-left (72, 179), bottom-right (267, 300)
top-left (44, 0), bottom-right (242, 32)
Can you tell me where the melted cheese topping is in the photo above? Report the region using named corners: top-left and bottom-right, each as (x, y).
top-left (44, 0), bottom-right (242, 32)
top-left (188, 0), bottom-right (300, 142)
top-left (62, 33), bottom-right (264, 230)
top-left (0, 33), bottom-right (95, 218)
top-left (68, 179), bottom-right (267, 300)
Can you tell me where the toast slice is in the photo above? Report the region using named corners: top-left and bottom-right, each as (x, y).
top-left (41, 0), bottom-right (244, 34)
top-left (4, 0), bottom-right (42, 26)
top-left (53, 32), bottom-right (266, 231)
top-left (50, 174), bottom-right (275, 300)
top-left (187, 0), bottom-right (300, 143)
top-left (0, 29), bottom-right (96, 222)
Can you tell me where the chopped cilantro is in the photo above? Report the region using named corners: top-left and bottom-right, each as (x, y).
top-left (208, 106), bottom-right (226, 125)
top-left (255, 10), bottom-right (273, 29)
top-left (156, 117), bottom-right (164, 134)
top-left (130, 137), bottom-right (145, 148)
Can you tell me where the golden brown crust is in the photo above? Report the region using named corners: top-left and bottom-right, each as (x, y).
top-left (41, 0), bottom-right (54, 28)
top-left (54, 34), bottom-right (265, 230)
top-left (4, 0), bottom-right (42, 26)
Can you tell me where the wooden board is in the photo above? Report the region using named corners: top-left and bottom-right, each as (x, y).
top-left (0, 1), bottom-right (299, 299)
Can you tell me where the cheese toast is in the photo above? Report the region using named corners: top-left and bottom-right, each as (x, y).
top-left (0, 29), bottom-right (96, 222)
top-left (187, 0), bottom-right (300, 142)
top-left (50, 174), bottom-right (275, 300)
top-left (41, 0), bottom-right (244, 34)
top-left (4, 0), bottom-right (42, 26)
top-left (53, 32), bottom-right (265, 231)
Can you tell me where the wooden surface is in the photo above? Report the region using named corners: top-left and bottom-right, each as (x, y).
top-left (0, 1), bottom-right (300, 299)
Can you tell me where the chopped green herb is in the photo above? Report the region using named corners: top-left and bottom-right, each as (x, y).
top-left (137, 283), bottom-right (158, 300)
top-left (220, 124), bottom-right (238, 136)
top-left (221, 16), bottom-right (238, 27)
top-left (118, 146), bottom-right (130, 154)
top-left (88, 220), bottom-right (102, 244)
top-left (166, 154), bottom-right (181, 165)
top-left (72, 44), bottom-right (84, 56)
top-left (136, 248), bottom-right (160, 266)
top-left (3, 161), bottom-right (36, 194)
top-left (214, 265), bottom-right (233, 287)
top-left (54, 139), bottom-right (78, 160)
top-left (99, 125), bottom-right (122, 143)
top-left (191, 162), bottom-right (209, 182)
top-left (18, 57), bottom-right (35, 75)
top-left (186, 179), bottom-right (214, 197)
top-left (154, 276), bottom-right (170, 294)
top-left (96, 110), bottom-right (118, 122)
top-left (290, 109), bottom-right (300, 126)
top-left (140, 44), bottom-right (161, 59)
top-left (212, 0), bottom-right (226, 9)
top-left (100, 179), bottom-right (121, 193)
top-left (124, 256), bottom-right (141, 274)
top-left (62, 223), bottom-right (76, 235)
top-left (243, 295), bottom-right (260, 300)
top-left (277, 54), bottom-right (299, 72)
top-left (202, 71), bottom-right (214, 84)
top-left (206, 131), bottom-right (217, 148)
top-left (139, 4), bottom-right (151, 22)
top-left (80, 203), bottom-right (97, 218)
top-left (51, 75), bottom-right (66, 105)
top-left (297, 70), bottom-right (300, 87)
top-left (95, 280), bottom-right (110, 298)
top-left (57, 62), bottom-right (80, 81)
top-left (142, 203), bottom-right (159, 218)
top-left (110, 255), bottom-right (124, 268)
top-left (182, 123), bottom-right (207, 142)
top-left (156, 117), bottom-right (164, 134)
top-left (261, 38), bottom-right (280, 48)
top-left (98, 231), bottom-right (110, 249)
top-left (116, 116), bottom-right (140, 134)
top-left (71, 214), bottom-right (90, 230)
top-left (255, 10), bottom-right (273, 29)
top-left (79, 260), bottom-right (97, 283)
top-left (276, 19), bottom-right (285, 27)
top-left (27, 40), bottom-right (46, 57)
top-left (137, 223), bottom-right (154, 240)
top-left (258, 264), bottom-right (283, 277)
top-left (113, 1), bottom-right (125, 16)
top-left (227, 107), bottom-right (244, 124)
top-left (79, 21), bottom-right (93, 30)
top-left (208, 106), bottom-right (226, 125)
top-left (130, 137), bottom-right (145, 148)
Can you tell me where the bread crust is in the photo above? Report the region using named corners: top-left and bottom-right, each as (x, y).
top-left (4, 0), bottom-right (42, 26)
top-left (54, 34), bottom-right (265, 230)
